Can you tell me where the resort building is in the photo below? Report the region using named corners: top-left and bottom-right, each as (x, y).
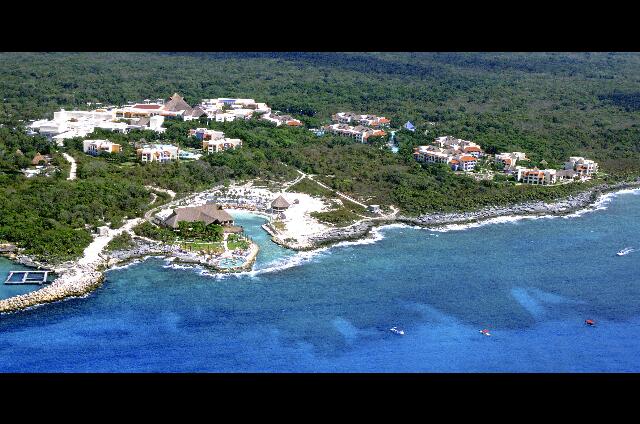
top-left (262, 113), bottom-right (303, 127)
top-left (515, 167), bottom-right (557, 185)
top-left (271, 195), bottom-right (291, 212)
top-left (462, 145), bottom-right (484, 158)
top-left (182, 107), bottom-right (207, 121)
top-left (413, 146), bottom-right (455, 164)
top-left (199, 98), bottom-right (271, 121)
top-left (433, 136), bottom-right (482, 153)
top-left (452, 155), bottom-right (478, 171)
top-left (29, 109), bottom-right (119, 145)
top-left (28, 97), bottom-right (179, 144)
top-left (162, 204), bottom-right (234, 229)
top-left (564, 156), bottom-right (598, 178)
top-left (404, 121), bottom-right (416, 132)
top-left (556, 169), bottom-right (579, 181)
top-left (202, 138), bottom-right (243, 154)
top-left (323, 123), bottom-right (387, 143)
top-left (495, 152), bottom-right (527, 171)
top-left (82, 139), bottom-right (121, 156)
top-left (189, 128), bottom-right (225, 141)
top-left (136, 144), bottom-right (179, 163)
top-left (116, 93), bottom-right (194, 120)
top-left (188, 128), bottom-right (244, 153)
top-left (331, 112), bottom-right (391, 127)
top-left (413, 136), bottom-right (484, 172)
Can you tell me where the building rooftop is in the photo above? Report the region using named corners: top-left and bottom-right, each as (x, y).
top-left (271, 195), bottom-right (291, 209)
top-left (163, 204), bottom-right (233, 229)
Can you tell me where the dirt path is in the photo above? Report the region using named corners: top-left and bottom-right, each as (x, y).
top-left (306, 174), bottom-right (370, 209)
top-left (62, 152), bottom-right (77, 180)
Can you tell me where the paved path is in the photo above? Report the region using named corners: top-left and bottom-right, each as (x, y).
top-left (62, 153), bottom-right (77, 180)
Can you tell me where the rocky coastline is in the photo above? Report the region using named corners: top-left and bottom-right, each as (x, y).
top-left (1, 235), bottom-right (260, 314)
top-left (0, 264), bottom-right (104, 314)
top-left (297, 180), bottom-right (640, 250)
top-left (2, 179), bottom-right (639, 314)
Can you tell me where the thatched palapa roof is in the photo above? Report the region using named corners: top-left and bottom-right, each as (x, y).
top-left (31, 152), bottom-right (47, 165)
top-left (163, 204), bottom-right (233, 229)
top-left (163, 93), bottom-right (193, 113)
top-left (271, 195), bottom-right (290, 209)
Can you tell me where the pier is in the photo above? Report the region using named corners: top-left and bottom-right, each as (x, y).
top-left (4, 270), bottom-right (51, 285)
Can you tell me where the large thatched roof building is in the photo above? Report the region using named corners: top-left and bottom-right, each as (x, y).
top-left (163, 93), bottom-right (193, 114)
top-left (162, 204), bottom-right (233, 229)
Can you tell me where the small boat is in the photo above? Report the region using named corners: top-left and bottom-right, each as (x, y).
top-left (389, 326), bottom-right (405, 335)
top-left (585, 319), bottom-right (596, 326)
top-left (479, 329), bottom-right (491, 336)
top-left (617, 247), bottom-right (634, 256)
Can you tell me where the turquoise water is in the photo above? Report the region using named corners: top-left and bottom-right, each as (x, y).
top-left (0, 258), bottom-right (43, 300)
top-left (1, 192), bottom-right (640, 372)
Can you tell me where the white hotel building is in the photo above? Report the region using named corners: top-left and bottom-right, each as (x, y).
top-left (564, 156), bottom-right (598, 178)
top-left (82, 139), bottom-right (121, 156)
top-left (515, 167), bottom-right (557, 185)
top-left (137, 144), bottom-right (179, 164)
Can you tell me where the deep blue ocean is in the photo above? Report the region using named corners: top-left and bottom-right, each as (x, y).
top-left (1, 191), bottom-right (640, 372)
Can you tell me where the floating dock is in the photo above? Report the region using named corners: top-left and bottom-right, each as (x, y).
top-left (4, 270), bottom-right (51, 285)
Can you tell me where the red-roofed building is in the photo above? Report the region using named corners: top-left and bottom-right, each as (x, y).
top-left (457, 155), bottom-right (478, 171)
top-left (132, 104), bottom-right (163, 110)
top-left (463, 146), bottom-right (483, 158)
top-left (515, 167), bottom-right (557, 185)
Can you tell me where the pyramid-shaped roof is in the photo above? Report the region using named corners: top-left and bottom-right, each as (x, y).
top-left (271, 195), bottom-right (290, 209)
top-left (31, 152), bottom-right (47, 165)
top-left (163, 93), bottom-right (193, 113)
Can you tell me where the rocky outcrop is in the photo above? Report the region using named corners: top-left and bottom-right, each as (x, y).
top-left (306, 220), bottom-right (392, 248)
top-left (0, 265), bottom-right (104, 313)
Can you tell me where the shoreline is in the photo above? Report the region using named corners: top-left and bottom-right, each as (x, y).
top-left (274, 180), bottom-right (640, 251)
top-left (2, 179), bottom-right (639, 314)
